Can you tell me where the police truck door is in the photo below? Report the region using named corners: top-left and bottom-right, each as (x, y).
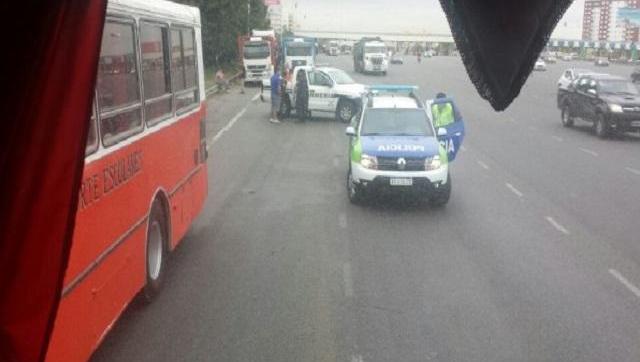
top-left (308, 70), bottom-right (334, 111)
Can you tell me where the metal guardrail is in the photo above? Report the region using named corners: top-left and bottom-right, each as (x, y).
top-left (205, 70), bottom-right (243, 97)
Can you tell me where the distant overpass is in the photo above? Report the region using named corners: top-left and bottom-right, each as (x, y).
top-left (293, 29), bottom-right (454, 43)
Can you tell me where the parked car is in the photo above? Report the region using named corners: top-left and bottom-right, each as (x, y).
top-left (561, 54), bottom-right (573, 61)
top-left (594, 57), bottom-right (610, 67)
top-left (390, 54), bottom-right (404, 64)
top-left (533, 58), bottom-right (546, 71)
top-left (558, 74), bottom-right (640, 138)
top-left (545, 55), bottom-right (557, 63)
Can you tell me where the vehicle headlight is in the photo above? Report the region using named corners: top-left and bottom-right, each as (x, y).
top-left (610, 104), bottom-right (623, 113)
top-left (360, 154), bottom-right (378, 169)
top-left (425, 156), bottom-right (442, 171)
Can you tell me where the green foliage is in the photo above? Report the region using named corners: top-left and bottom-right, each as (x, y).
top-left (174, 0), bottom-right (271, 68)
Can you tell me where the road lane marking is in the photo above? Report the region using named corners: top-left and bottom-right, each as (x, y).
top-left (338, 213), bottom-right (347, 229)
top-left (609, 269), bottom-right (640, 299)
top-left (505, 183), bottom-right (524, 198)
top-left (343, 263), bottom-right (354, 297)
top-left (251, 91), bottom-right (261, 101)
top-left (625, 167), bottom-right (640, 176)
top-left (477, 160), bottom-right (490, 170)
top-left (579, 147), bottom-right (598, 157)
top-left (209, 107), bottom-right (247, 148)
top-left (545, 216), bottom-right (570, 235)
top-left (552, 136), bottom-right (563, 142)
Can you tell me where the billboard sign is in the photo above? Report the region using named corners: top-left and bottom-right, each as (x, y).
top-left (617, 7), bottom-right (640, 26)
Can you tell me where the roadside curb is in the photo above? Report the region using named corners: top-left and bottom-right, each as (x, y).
top-left (205, 71), bottom-right (243, 97)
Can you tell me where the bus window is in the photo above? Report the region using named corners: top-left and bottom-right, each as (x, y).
top-left (86, 101), bottom-right (98, 155)
top-left (171, 27), bottom-right (199, 111)
top-left (97, 20), bottom-right (143, 146)
top-left (141, 22), bottom-right (172, 125)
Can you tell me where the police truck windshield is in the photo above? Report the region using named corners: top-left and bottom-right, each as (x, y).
top-left (365, 46), bottom-right (386, 54)
top-left (361, 109), bottom-right (434, 136)
top-left (327, 70), bottom-right (355, 84)
top-left (243, 43), bottom-right (270, 59)
top-left (287, 45), bottom-right (312, 56)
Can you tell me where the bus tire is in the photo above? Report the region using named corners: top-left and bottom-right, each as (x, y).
top-left (143, 200), bottom-right (168, 302)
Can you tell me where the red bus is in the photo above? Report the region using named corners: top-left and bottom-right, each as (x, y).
top-left (46, 1), bottom-right (208, 360)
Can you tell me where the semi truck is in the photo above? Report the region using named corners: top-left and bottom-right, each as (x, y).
top-left (238, 29), bottom-right (277, 86)
top-left (353, 37), bottom-right (388, 75)
top-left (282, 36), bottom-right (317, 70)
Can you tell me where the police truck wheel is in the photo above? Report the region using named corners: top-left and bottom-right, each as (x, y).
top-left (595, 114), bottom-right (609, 138)
top-left (561, 105), bottom-right (574, 127)
top-left (347, 168), bottom-right (364, 204)
top-left (143, 201), bottom-right (168, 302)
top-left (430, 173), bottom-right (451, 207)
top-left (337, 100), bottom-right (355, 123)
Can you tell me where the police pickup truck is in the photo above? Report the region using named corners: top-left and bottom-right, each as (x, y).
top-left (281, 66), bottom-right (366, 122)
top-left (345, 85), bottom-right (465, 205)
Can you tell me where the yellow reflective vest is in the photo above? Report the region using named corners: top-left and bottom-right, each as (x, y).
top-left (431, 103), bottom-right (454, 128)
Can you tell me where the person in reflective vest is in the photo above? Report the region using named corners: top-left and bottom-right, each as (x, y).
top-left (431, 92), bottom-right (454, 128)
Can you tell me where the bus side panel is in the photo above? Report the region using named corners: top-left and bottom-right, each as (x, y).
top-left (47, 106), bottom-right (207, 362)
top-left (46, 228), bottom-right (146, 362)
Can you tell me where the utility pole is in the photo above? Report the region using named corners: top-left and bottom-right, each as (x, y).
top-left (247, 0), bottom-right (251, 34)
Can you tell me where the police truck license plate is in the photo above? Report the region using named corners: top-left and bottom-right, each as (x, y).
top-left (390, 178), bottom-right (412, 186)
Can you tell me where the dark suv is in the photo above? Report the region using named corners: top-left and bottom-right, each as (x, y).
top-left (558, 74), bottom-right (640, 138)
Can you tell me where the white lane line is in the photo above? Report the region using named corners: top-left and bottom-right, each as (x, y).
top-left (579, 147), bottom-right (599, 157)
top-left (552, 136), bottom-right (563, 142)
top-left (251, 91), bottom-right (261, 101)
top-left (505, 183), bottom-right (524, 198)
top-left (609, 269), bottom-right (640, 299)
top-left (545, 216), bottom-right (570, 235)
top-left (477, 160), bottom-right (490, 170)
top-left (338, 213), bottom-right (347, 229)
top-left (209, 107), bottom-right (247, 148)
top-left (625, 167), bottom-right (640, 176)
top-left (343, 263), bottom-right (354, 297)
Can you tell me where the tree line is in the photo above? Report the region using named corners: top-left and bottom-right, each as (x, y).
top-left (175, 0), bottom-right (270, 68)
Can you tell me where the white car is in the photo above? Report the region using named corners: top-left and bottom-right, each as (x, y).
top-left (534, 59), bottom-right (546, 71)
top-left (561, 54), bottom-right (573, 61)
top-left (281, 66), bottom-right (366, 122)
top-left (557, 68), bottom-right (594, 91)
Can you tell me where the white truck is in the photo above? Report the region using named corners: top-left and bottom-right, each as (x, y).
top-left (238, 30), bottom-right (277, 87)
top-left (353, 37), bottom-right (389, 75)
top-left (280, 66), bottom-right (366, 122)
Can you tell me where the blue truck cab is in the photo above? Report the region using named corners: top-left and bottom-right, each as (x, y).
top-left (345, 85), bottom-right (465, 205)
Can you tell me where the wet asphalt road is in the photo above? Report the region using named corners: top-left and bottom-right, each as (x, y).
top-left (92, 55), bottom-right (640, 362)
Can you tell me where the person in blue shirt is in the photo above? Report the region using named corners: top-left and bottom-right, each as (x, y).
top-left (270, 67), bottom-right (282, 124)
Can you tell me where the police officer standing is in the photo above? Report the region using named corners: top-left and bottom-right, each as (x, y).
top-left (295, 70), bottom-right (309, 122)
top-left (431, 92), bottom-right (454, 128)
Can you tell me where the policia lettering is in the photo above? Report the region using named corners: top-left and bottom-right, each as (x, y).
top-left (79, 151), bottom-right (143, 209)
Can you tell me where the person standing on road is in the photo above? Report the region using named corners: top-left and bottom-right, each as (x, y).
top-left (431, 92), bottom-right (454, 128)
top-left (270, 67), bottom-right (282, 124)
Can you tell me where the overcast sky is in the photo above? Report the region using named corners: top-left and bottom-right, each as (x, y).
top-left (285, 0), bottom-right (584, 39)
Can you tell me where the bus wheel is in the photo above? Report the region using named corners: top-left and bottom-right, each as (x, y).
top-left (143, 201), bottom-right (167, 302)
